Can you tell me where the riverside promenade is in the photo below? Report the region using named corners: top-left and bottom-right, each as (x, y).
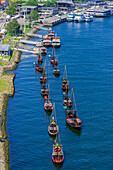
top-left (0, 66), bottom-right (6, 170)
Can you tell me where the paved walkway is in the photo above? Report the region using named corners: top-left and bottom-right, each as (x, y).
top-left (0, 65), bottom-right (3, 78)
top-left (0, 94), bottom-right (5, 170)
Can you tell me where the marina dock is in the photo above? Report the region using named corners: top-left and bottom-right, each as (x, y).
top-left (20, 40), bottom-right (43, 47)
top-left (26, 33), bottom-right (42, 38)
top-left (14, 47), bottom-right (39, 54)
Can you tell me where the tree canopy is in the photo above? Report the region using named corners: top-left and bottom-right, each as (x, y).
top-left (10, 2), bottom-right (17, 8)
top-left (26, 0), bottom-right (38, 6)
top-left (6, 21), bottom-right (20, 34)
top-left (43, 0), bottom-right (58, 7)
top-left (27, 10), bottom-right (39, 22)
top-left (30, 10), bottom-right (39, 20)
top-left (6, 4), bottom-right (17, 16)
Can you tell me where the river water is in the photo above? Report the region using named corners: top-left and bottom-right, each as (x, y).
top-left (7, 17), bottom-right (113, 170)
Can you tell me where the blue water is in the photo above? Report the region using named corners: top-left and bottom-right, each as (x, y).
top-left (7, 17), bottom-right (113, 170)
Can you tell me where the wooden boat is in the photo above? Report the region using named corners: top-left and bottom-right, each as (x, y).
top-left (48, 104), bottom-right (59, 136)
top-left (52, 142), bottom-right (64, 164)
top-left (41, 84), bottom-right (49, 97)
top-left (53, 65), bottom-right (60, 76)
top-left (50, 57), bottom-right (58, 65)
top-left (66, 88), bottom-right (82, 130)
top-left (62, 65), bottom-right (69, 91)
top-left (35, 64), bottom-right (45, 73)
top-left (44, 97), bottom-right (53, 112)
top-left (40, 47), bottom-right (47, 55)
top-left (43, 38), bottom-right (52, 47)
top-left (37, 54), bottom-right (43, 64)
top-left (50, 49), bottom-right (58, 65)
top-left (40, 61), bottom-right (47, 84)
top-left (52, 37), bottom-right (61, 48)
top-left (40, 72), bottom-right (47, 84)
top-left (63, 93), bottom-right (72, 109)
top-left (48, 30), bottom-right (54, 39)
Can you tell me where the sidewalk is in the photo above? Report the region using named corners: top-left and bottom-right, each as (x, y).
top-left (0, 65), bottom-right (3, 78)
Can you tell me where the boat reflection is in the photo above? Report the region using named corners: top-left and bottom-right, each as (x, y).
top-left (48, 133), bottom-right (57, 141)
top-left (66, 122), bottom-right (82, 136)
top-left (52, 161), bottom-right (63, 169)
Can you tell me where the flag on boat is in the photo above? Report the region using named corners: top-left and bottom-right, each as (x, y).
top-left (44, 96), bottom-right (47, 99)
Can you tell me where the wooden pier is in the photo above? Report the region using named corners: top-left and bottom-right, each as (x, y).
top-left (26, 33), bottom-right (42, 38)
top-left (20, 40), bottom-right (43, 47)
top-left (14, 47), bottom-right (39, 54)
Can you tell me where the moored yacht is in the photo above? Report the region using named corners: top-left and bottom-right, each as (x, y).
top-left (85, 13), bottom-right (93, 22)
top-left (94, 9), bottom-right (111, 17)
top-left (74, 13), bottom-right (85, 22)
top-left (67, 13), bottom-right (74, 22)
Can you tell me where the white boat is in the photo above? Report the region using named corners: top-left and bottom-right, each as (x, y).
top-left (94, 9), bottom-right (111, 17)
top-left (85, 14), bottom-right (93, 22)
top-left (74, 13), bottom-right (85, 22)
top-left (67, 13), bottom-right (74, 22)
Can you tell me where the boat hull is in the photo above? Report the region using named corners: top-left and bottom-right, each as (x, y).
top-left (53, 70), bottom-right (60, 76)
top-left (44, 107), bottom-right (53, 112)
top-left (52, 44), bottom-right (61, 48)
top-left (67, 18), bottom-right (74, 22)
top-left (43, 43), bottom-right (52, 47)
top-left (36, 67), bottom-right (44, 73)
top-left (66, 119), bottom-right (81, 130)
top-left (52, 157), bottom-right (64, 164)
top-left (48, 126), bottom-right (59, 136)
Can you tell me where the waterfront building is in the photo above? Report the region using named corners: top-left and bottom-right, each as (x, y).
top-left (57, 0), bottom-right (75, 12)
top-left (19, 6), bottom-right (38, 17)
top-left (0, 44), bottom-right (10, 56)
top-left (38, 7), bottom-right (58, 16)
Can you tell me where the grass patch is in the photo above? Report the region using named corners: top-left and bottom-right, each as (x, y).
top-left (0, 77), bottom-right (9, 92)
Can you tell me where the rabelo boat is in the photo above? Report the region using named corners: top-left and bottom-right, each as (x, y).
top-left (35, 63), bottom-right (44, 73)
top-left (40, 47), bottom-right (47, 55)
top-left (40, 71), bottom-right (47, 84)
top-left (48, 30), bottom-right (54, 39)
top-left (53, 65), bottom-right (60, 76)
top-left (52, 37), bottom-right (61, 48)
top-left (48, 103), bottom-right (59, 136)
top-left (40, 61), bottom-right (47, 84)
top-left (44, 96), bottom-right (53, 112)
top-left (50, 49), bottom-right (58, 65)
top-left (66, 88), bottom-right (82, 130)
top-left (41, 84), bottom-right (49, 97)
top-left (37, 53), bottom-right (43, 64)
top-left (43, 38), bottom-right (52, 47)
top-left (52, 141), bottom-right (64, 164)
top-left (62, 65), bottom-right (69, 91)
top-left (63, 93), bottom-right (72, 109)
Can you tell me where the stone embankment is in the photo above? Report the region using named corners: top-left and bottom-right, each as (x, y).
top-left (0, 74), bottom-right (15, 170)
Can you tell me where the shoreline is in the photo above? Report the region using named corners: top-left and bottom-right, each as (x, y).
top-left (0, 27), bottom-right (38, 169)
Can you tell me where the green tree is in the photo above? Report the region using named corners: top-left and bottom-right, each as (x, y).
top-left (26, 0), bottom-right (38, 6)
top-left (30, 10), bottom-right (39, 20)
top-left (6, 21), bottom-right (20, 34)
top-left (6, 5), bottom-right (16, 16)
top-left (10, 2), bottom-right (17, 8)
top-left (44, 0), bottom-right (58, 7)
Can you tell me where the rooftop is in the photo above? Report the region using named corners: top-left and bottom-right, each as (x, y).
top-left (0, 44), bottom-right (10, 51)
top-left (39, 7), bottom-right (58, 9)
top-left (20, 6), bottom-right (37, 9)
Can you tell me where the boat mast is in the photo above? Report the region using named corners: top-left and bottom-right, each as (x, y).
top-left (63, 65), bottom-right (67, 79)
top-left (52, 48), bottom-right (55, 58)
top-left (71, 88), bottom-right (78, 117)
